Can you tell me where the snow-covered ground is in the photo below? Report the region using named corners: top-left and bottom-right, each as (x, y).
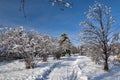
top-left (0, 55), bottom-right (120, 80)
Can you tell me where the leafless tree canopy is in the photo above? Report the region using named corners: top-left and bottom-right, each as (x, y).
top-left (80, 2), bottom-right (115, 71)
top-left (19, 0), bottom-right (72, 18)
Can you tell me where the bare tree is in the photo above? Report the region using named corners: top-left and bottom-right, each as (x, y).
top-left (80, 2), bottom-right (115, 71)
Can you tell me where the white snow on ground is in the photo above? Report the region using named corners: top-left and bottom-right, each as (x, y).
top-left (48, 56), bottom-right (88, 80)
top-left (0, 59), bottom-right (61, 80)
top-left (0, 55), bottom-right (120, 80)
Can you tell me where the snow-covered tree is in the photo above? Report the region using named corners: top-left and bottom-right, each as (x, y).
top-left (112, 32), bottom-right (120, 43)
top-left (110, 32), bottom-right (120, 55)
top-left (86, 45), bottom-right (103, 64)
top-left (3, 26), bottom-right (37, 68)
top-left (50, 0), bottom-right (72, 10)
top-left (20, 0), bottom-right (72, 17)
top-left (110, 43), bottom-right (120, 55)
top-left (2, 27), bottom-right (19, 58)
top-left (1, 26), bottom-right (41, 68)
top-left (70, 45), bottom-right (80, 54)
top-left (0, 26), bottom-right (63, 68)
top-left (49, 37), bottom-right (61, 59)
top-left (39, 35), bottom-right (61, 60)
top-left (0, 26), bottom-right (8, 58)
top-left (49, 37), bottom-right (59, 54)
top-left (80, 2), bottom-right (115, 71)
top-left (77, 45), bottom-right (88, 55)
top-left (59, 33), bottom-right (72, 56)
top-left (38, 34), bottom-right (52, 61)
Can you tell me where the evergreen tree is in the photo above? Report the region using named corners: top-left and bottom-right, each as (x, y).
top-left (59, 33), bottom-right (71, 56)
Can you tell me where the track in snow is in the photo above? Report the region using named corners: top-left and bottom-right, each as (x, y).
top-left (47, 56), bottom-right (88, 80)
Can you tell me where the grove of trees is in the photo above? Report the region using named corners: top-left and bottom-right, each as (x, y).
top-left (0, 26), bottom-right (74, 69)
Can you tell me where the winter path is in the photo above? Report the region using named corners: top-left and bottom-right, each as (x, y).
top-left (0, 56), bottom-right (120, 80)
top-left (47, 56), bottom-right (88, 80)
top-left (47, 56), bottom-right (120, 80)
top-left (76, 56), bottom-right (120, 80)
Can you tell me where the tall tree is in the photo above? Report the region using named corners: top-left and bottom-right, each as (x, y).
top-left (59, 33), bottom-right (72, 56)
top-left (80, 2), bottom-right (115, 71)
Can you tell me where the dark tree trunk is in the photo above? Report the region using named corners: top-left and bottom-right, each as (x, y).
top-left (41, 54), bottom-right (47, 62)
top-left (104, 58), bottom-right (109, 71)
top-left (103, 51), bottom-right (109, 71)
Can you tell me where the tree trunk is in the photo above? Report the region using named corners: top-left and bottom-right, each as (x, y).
top-left (103, 52), bottom-right (109, 71)
top-left (25, 58), bottom-right (35, 69)
top-left (42, 54), bottom-right (47, 62)
top-left (104, 58), bottom-right (109, 71)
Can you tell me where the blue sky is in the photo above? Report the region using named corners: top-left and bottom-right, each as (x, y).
top-left (0, 0), bottom-right (120, 46)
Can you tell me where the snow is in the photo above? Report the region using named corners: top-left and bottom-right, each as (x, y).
top-left (0, 55), bottom-right (120, 80)
top-left (0, 59), bottom-right (61, 80)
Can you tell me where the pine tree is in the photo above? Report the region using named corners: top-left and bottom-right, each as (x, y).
top-left (59, 33), bottom-right (71, 56)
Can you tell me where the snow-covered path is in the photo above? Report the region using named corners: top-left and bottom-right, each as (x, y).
top-left (0, 56), bottom-right (120, 80)
top-left (47, 57), bottom-right (76, 80)
top-left (47, 56), bottom-right (88, 80)
top-left (47, 56), bottom-right (120, 80)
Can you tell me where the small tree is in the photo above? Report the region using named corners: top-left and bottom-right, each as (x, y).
top-left (47, 37), bottom-right (61, 60)
top-left (39, 34), bottom-right (53, 62)
top-left (70, 46), bottom-right (79, 54)
top-left (80, 2), bottom-right (115, 71)
top-left (2, 26), bottom-right (41, 69)
top-left (11, 27), bottom-right (37, 69)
